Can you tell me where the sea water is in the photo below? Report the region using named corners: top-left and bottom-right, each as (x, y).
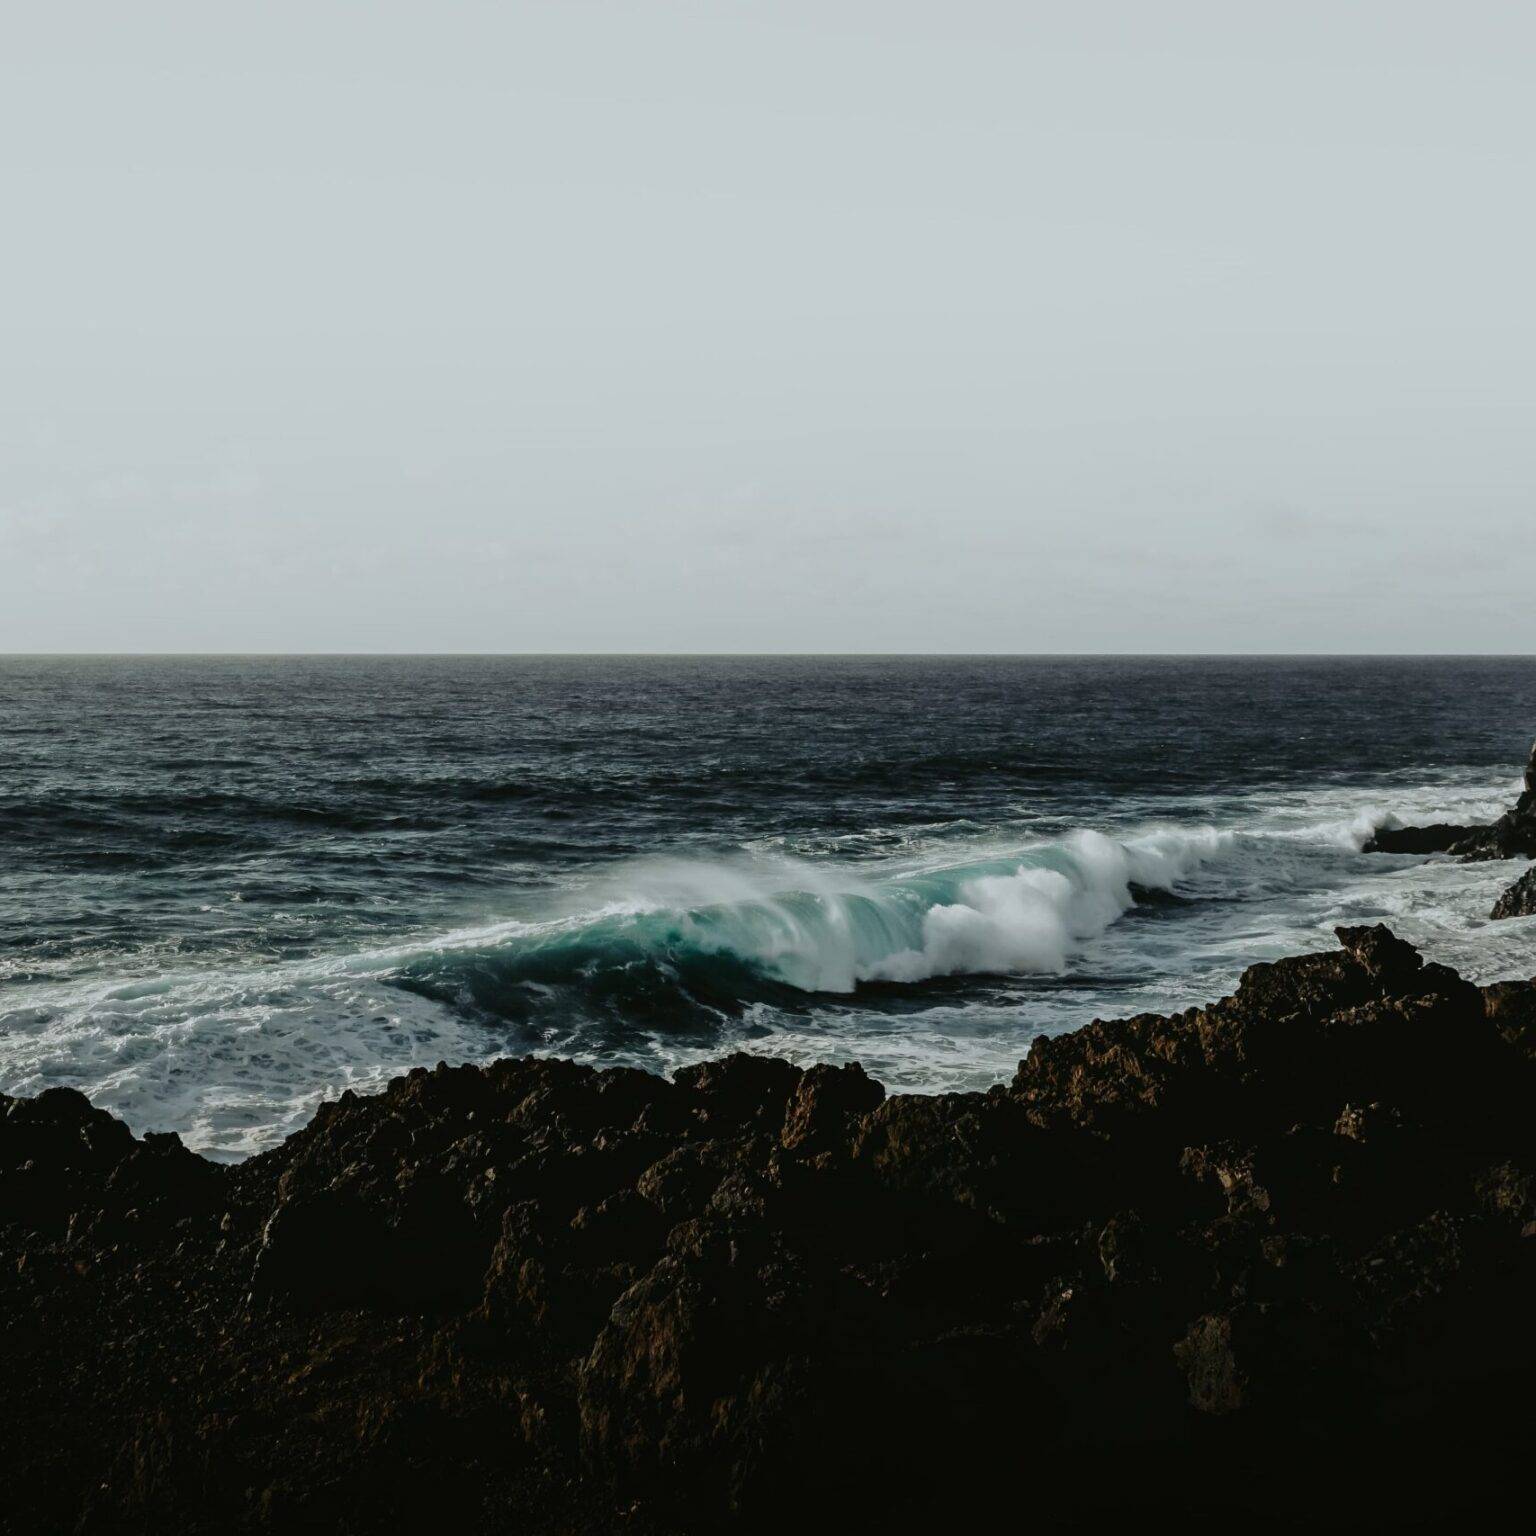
top-left (2, 655), bottom-right (1533, 1158)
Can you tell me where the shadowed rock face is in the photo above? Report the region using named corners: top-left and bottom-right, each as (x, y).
top-left (5, 927), bottom-right (1536, 1533)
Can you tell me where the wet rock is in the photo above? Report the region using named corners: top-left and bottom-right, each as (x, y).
top-left (1491, 865), bottom-right (1536, 920)
top-left (1364, 822), bottom-right (1479, 854)
top-left (1451, 792), bottom-right (1536, 861)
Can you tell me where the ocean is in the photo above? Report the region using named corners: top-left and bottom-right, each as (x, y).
top-left (2, 655), bottom-right (1533, 1159)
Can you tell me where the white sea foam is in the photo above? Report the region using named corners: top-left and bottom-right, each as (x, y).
top-left (2, 771), bottom-right (1532, 1158)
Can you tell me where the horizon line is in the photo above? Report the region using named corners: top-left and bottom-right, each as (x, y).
top-left (3, 651), bottom-right (1535, 662)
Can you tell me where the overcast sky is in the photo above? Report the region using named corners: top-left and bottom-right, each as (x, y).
top-left (3, 3), bottom-right (1532, 652)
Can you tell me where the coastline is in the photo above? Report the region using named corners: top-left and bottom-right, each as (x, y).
top-left (8, 656), bottom-right (1531, 1164)
top-left (7, 1), bottom-right (1533, 1523)
top-left (5, 903), bottom-right (1536, 1530)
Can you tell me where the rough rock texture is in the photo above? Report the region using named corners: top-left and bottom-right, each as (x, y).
top-left (1492, 865), bottom-right (1536, 920)
top-left (5, 927), bottom-right (1536, 1533)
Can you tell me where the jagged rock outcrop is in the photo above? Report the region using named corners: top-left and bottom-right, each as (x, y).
top-left (1450, 787), bottom-right (1536, 860)
top-left (1367, 740), bottom-right (1536, 860)
top-left (5, 927), bottom-right (1536, 1532)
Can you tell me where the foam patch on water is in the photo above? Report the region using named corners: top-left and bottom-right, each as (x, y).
top-left (0, 957), bottom-right (528, 1160)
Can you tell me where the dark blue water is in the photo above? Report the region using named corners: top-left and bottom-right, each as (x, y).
top-left (3, 656), bottom-right (1533, 1156)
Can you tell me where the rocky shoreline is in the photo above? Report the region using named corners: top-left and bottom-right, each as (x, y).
top-left (6, 759), bottom-right (1536, 1533)
top-left (4, 908), bottom-right (1536, 1532)
top-left (1365, 740), bottom-right (1536, 918)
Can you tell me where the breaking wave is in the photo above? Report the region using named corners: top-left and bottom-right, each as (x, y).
top-left (388, 827), bottom-right (1233, 1028)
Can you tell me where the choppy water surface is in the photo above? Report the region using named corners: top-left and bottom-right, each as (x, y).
top-left (3, 656), bottom-right (1534, 1157)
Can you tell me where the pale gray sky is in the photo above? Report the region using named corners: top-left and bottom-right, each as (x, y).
top-left (3, 3), bottom-right (1532, 652)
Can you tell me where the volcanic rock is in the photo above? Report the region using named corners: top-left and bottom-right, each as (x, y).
top-left (6, 928), bottom-right (1536, 1532)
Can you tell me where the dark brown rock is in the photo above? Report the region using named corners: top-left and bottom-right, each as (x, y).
top-left (8, 928), bottom-right (1536, 1533)
top-left (779, 1061), bottom-right (884, 1153)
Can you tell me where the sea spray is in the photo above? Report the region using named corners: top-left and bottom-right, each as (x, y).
top-left (5, 655), bottom-right (1532, 1159)
top-left (390, 825), bottom-right (1234, 1009)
